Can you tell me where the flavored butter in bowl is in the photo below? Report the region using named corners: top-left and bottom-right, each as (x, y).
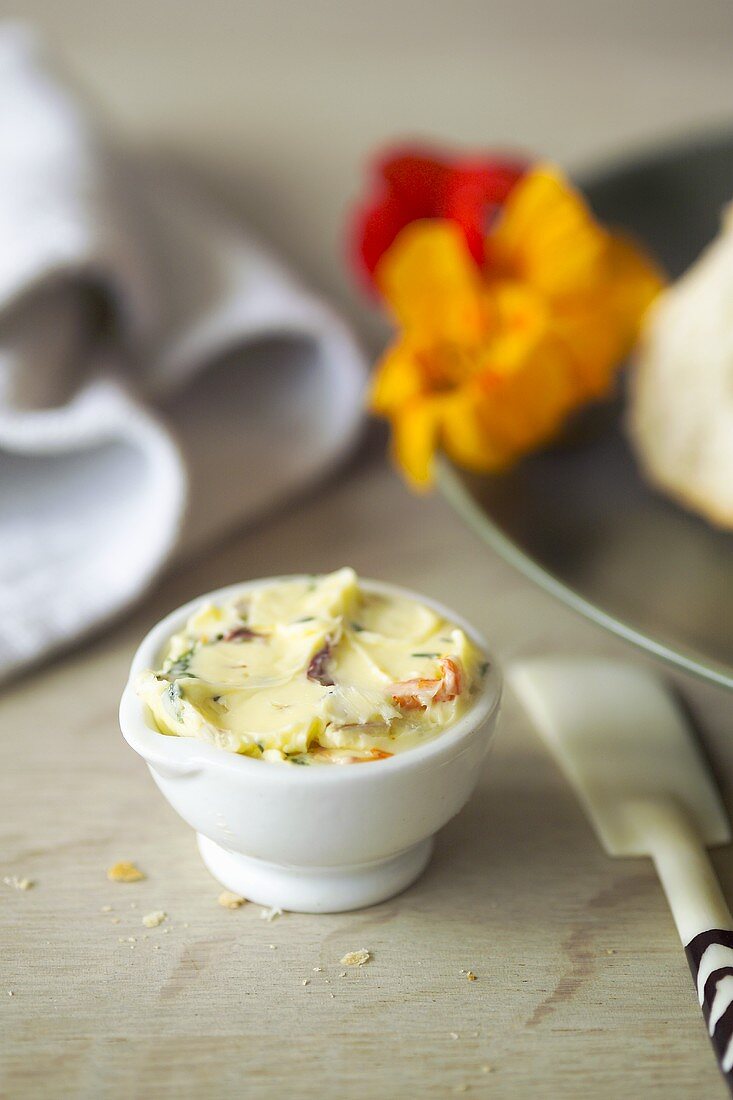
top-left (120, 568), bottom-right (500, 912)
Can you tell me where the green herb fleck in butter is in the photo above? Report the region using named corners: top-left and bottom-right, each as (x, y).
top-left (136, 568), bottom-right (483, 765)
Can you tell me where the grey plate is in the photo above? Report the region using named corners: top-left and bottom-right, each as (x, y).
top-left (439, 131), bottom-right (733, 690)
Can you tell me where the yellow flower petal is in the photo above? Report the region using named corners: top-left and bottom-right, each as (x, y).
top-left (552, 299), bottom-right (621, 400)
top-left (369, 339), bottom-right (426, 416)
top-left (375, 220), bottom-right (488, 343)
top-left (440, 387), bottom-right (513, 472)
top-left (441, 336), bottom-right (579, 471)
top-left (485, 280), bottom-right (549, 375)
top-left (606, 231), bottom-right (665, 343)
top-left (552, 235), bottom-right (665, 400)
top-left (391, 396), bottom-right (444, 488)
top-left (491, 166), bottom-right (607, 300)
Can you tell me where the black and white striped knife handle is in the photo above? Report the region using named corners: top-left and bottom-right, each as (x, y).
top-left (686, 929), bottom-right (733, 1092)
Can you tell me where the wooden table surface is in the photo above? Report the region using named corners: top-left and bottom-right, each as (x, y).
top-left (4, 3), bottom-right (733, 1097)
top-left (4, 436), bottom-right (733, 1099)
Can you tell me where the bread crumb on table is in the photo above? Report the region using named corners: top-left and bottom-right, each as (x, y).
top-left (260, 906), bottom-right (283, 922)
top-left (106, 862), bottom-right (146, 883)
top-left (340, 949), bottom-right (371, 967)
top-left (466, 971), bottom-right (478, 981)
top-left (218, 891), bottom-right (246, 910)
top-left (141, 910), bottom-right (167, 928)
top-left (3, 876), bottom-right (34, 891)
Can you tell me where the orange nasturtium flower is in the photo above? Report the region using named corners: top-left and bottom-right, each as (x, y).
top-left (356, 155), bottom-right (664, 486)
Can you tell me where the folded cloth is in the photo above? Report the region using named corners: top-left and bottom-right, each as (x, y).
top-left (0, 25), bottom-right (367, 683)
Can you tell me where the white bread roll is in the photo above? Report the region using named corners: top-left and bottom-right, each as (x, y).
top-left (629, 207), bottom-right (733, 529)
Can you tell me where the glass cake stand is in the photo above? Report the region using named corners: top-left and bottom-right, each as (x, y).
top-left (439, 131), bottom-right (733, 691)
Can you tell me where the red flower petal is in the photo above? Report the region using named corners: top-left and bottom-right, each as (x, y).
top-left (379, 152), bottom-right (454, 213)
top-left (350, 144), bottom-right (528, 290)
top-left (445, 159), bottom-right (526, 267)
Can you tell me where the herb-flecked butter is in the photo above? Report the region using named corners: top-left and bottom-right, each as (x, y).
top-left (136, 568), bottom-right (486, 765)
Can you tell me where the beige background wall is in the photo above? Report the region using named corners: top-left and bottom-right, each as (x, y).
top-left (5, 0), bottom-right (733, 346)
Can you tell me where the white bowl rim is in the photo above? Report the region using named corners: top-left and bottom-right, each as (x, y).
top-left (120, 575), bottom-right (501, 785)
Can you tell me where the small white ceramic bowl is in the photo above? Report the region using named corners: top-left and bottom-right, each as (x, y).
top-left (120, 577), bottom-right (501, 913)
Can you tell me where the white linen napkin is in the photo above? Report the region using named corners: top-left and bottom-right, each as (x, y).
top-left (0, 25), bottom-right (367, 682)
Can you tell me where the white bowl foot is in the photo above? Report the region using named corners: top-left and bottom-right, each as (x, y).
top-left (196, 833), bottom-right (434, 913)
